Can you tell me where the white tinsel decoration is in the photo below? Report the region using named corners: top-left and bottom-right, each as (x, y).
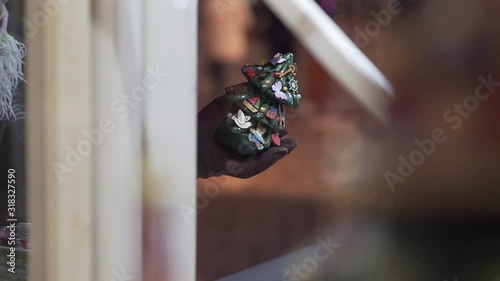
top-left (0, 4), bottom-right (26, 121)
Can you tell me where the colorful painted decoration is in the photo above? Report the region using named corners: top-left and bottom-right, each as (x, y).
top-left (243, 96), bottom-right (261, 113)
top-left (248, 125), bottom-right (266, 150)
top-left (271, 133), bottom-right (281, 146)
top-left (215, 52), bottom-right (301, 156)
top-left (272, 81), bottom-right (288, 100)
top-left (287, 77), bottom-right (299, 93)
top-left (231, 109), bottom-right (252, 129)
top-left (279, 64), bottom-right (297, 78)
top-left (245, 68), bottom-right (256, 78)
top-left (266, 107), bottom-right (278, 120)
top-left (271, 53), bottom-right (286, 66)
top-left (278, 104), bottom-right (286, 127)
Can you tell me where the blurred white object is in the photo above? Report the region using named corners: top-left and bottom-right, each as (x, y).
top-left (263, 0), bottom-right (395, 124)
top-left (143, 0), bottom-right (198, 281)
top-left (93, 0), bottom-right (143, 280)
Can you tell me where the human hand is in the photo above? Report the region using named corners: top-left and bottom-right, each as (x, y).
top-left (198, 95), bottom-right (298, 179)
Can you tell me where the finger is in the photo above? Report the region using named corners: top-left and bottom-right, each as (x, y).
top-left (226, 147), bottom-right (288, 179)
top-left (198, 95), bottom-right (233, 136)
top-left (278, 127), bottom-right (290, 137)
top-left (280, 138), bottom-right (298, 154)
top-left (245, 147), bottom-right (289, 178)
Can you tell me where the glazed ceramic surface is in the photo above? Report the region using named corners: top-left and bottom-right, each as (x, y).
top-left (215, 52), bottom-right (301, 156)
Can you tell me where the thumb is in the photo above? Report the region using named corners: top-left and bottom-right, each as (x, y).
top-left (257, 146), bottom-right (289, 169)
top-left (280, 138), bottom-right (298, 154)
top-left (198, 95), bottom-right (233, 136)
top-left (230, 147), bottom-right (288, 179)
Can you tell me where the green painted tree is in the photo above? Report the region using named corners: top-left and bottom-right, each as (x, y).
top-left (216, 53), bottom-right (302, 156)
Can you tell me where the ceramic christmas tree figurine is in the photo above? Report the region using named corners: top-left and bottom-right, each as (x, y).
top-left (215, 52), bottom-right (301, 156)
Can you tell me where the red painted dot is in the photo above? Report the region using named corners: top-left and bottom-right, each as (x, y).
top-left (246, 68), bottom-right (256, 78)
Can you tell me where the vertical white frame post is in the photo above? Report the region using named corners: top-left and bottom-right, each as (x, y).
top-left (26, 0), bottom-right (93, 281)
top-left (143, 0), bottom-right (198, 281)
top-left (93, 0), bottom-right (143, 280)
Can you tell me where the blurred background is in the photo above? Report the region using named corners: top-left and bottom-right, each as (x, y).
top-left (196, 0), bottom-right (500, 280)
